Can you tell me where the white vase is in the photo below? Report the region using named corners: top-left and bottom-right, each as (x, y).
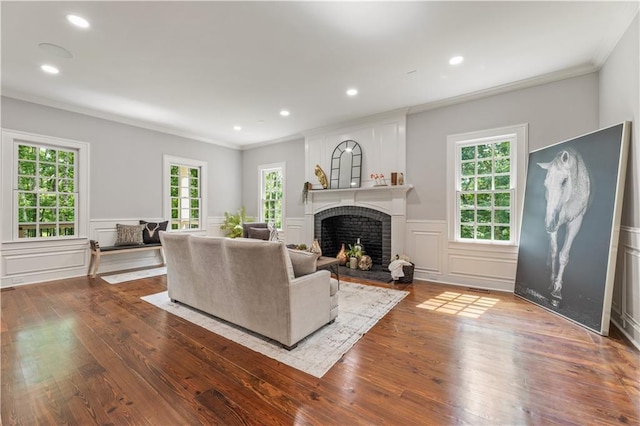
top-left (349, 257), bottom-right (358, 269)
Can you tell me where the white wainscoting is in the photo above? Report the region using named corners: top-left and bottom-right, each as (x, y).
top-left (405, 220), bottom-right (517, 292)
top-left (207, 216), bottom-right (226, 237)
top-left (284, 217), bottom-right (305, 245)
top-left (611, 226), bottom-right (640, 349)
top-left (1, 238), bottom-right (89, 287)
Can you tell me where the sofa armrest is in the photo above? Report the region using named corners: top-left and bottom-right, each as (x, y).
top-left (288, 269), bottom-right (333, 344)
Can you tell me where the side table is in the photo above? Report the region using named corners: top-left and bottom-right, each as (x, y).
top-left (316, 256), bottom-right (340, 287)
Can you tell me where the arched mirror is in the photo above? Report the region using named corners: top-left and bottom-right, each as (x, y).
top-left (330, 140), bottom-right (362, 189)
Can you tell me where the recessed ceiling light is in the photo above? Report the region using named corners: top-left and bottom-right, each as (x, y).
top-left (66, 14), bottom-right (90, 28)
top-left (280, 110), bottom-right (290, 117)
top-left (41, 64), bottom-right (60, 74)
top-left (233, 125), bottom-right (242, 131)
top-left (346, 88), bottom-right (358, 96)
top-left (449, 56), bottom-right (464, 65)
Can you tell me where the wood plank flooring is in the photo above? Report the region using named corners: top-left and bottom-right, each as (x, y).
top-left (1, 273), bottom-right (638, 425)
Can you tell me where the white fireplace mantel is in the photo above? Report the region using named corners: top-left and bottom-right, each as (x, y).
top-left (304, 184), bottom-right (413, 257)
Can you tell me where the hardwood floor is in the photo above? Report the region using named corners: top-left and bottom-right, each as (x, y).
top-left (1, 273), bottom-right (638, 425)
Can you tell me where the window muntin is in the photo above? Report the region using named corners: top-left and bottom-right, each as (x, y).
top-left (15, 143), bottom-right (78, 239)
top-left (457, 138), bottom-right (514, 242)
top-left (163, 155), bottom-right (207, 232)
top-left (259, 164), bottom-right (284, 230)
top-left (448, 124), bottom-right (527, 246)
top-left (170, 164), bottom-right (201, 230)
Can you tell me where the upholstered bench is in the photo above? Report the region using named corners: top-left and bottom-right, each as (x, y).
top-left (88, 221), bottom-right (167, 278)
top-left (88, 240), bottom-right (165, 278)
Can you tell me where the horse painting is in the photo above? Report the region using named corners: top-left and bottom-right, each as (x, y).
top-left (537, 148), bottom-right (591, 304)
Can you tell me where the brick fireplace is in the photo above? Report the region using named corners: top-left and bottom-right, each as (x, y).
top-left (304, 185), bottom-right (412, 264)
top-left (315, 206), bottom-right (391, 266)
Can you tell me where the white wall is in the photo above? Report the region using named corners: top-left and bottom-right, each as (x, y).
top-left (599, 14), bottom-right (640, 348)
top-left (241, 137), bottom-right (306, 243)
top-left (1, 96), bottom-right (242, 284)
top-left (404, 73), bottom-right (599, 291)
top-left (241, 73), bottom-right (601, 292)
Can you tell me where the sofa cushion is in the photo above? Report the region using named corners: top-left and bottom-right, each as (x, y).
top-left (242, 222), bottom-right (268, 238)
top-left (287, 249), bottom-right (318, 277)
top-left (248, 227), bottom-right (270, 240)
top-left (114, 224), bottom-right (145, 246)
top-left (140, 220), bottom-right (169, 244)
top-left (329, 278), bottom-right (339, 296)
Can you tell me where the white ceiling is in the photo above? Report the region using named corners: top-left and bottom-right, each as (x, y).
top-left (2, 1), bottom-right (638, 149)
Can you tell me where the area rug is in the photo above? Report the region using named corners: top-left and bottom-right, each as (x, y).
top-left (103, 267), bottom-right (167, 284)
top-left (141, 282), bottom-right (408, 378)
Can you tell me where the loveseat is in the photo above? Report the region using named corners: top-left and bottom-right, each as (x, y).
top-left (159, 233), bottom-right (339, 349)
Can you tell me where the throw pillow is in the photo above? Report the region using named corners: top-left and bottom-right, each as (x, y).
top-left (139, 220), bottom-right (169, 244)
top-left (248, 227), bottom-right (270, 240)
top-left (287, 249), bottom-right (318, 277)
top-left (268, 222), bottom-right (279, 242)
top-left (114, 224), bottom-right (145, 246)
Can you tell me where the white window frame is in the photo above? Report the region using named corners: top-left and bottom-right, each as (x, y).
top-left (163, 155), bottom-right (208, 232)
top-left (1, 129), bottom-right (89, 243)
top-left (447, 124), bottom-right (528, 245)
top-left (258, 162), bottom-right (285, 231)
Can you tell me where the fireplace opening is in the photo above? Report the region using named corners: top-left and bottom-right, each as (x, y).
top-left (314, 206), bottom-right (391, 267)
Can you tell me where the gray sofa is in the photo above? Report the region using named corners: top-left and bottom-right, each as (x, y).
top-left (160, 232), bottom-right (339, 349)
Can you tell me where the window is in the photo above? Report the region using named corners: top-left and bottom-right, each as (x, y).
top-left (259, 163), bottom-right (285, 230)
top-left (16, 144), bottom-right (77, 238)
top-left (163, 155), bottom-right (207, 231)
top-left (1, 130), bottom-right (89, 242)
top-left (447, 124), bottom-right (527, 245)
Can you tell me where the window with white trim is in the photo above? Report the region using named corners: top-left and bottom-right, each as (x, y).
top-left (259, 163), bottom-right (285, 230)
top-left (1, 130), bottom-right (89, 242)
top-left (447, 124), bottom-right (527, 245)
top-left (163, 155), bottom-right (207, 231)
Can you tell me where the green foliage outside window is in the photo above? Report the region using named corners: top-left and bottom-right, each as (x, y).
top-left (262, 169), bottom-right (283, 229)
top-left (170, 164), bottom-right (201, 230)
top-left (458, 139), bottom-right (512, 243)
top-left (16, 144), bottom-right (77, 239)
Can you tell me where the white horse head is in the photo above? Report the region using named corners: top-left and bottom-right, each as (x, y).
top-left (537, 148), bottom-right (590, 301)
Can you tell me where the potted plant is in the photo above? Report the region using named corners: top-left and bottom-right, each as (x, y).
top-left (346, 244), bottom-right (362, 269)
top-left (220, 207), bottom-right (253, 238)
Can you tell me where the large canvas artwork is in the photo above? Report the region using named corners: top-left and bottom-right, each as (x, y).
top-left (515, 122), bottom-right (630, 335)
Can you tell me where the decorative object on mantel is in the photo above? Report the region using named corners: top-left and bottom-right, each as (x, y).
top-left (330, 140), bottom-right (362, 189)
top-left (220, 207), bottom-right (253, 238)
top-left (315, 164), bottom-right (328, 189)
top-left (336, 243), bottom-right (348, 265)
top-left (358, 255), bottom-right (373, 271)
top-left (371, 173), bottom-right (387, 186)
top-left (310, 239), bottom-right (322, 258)
top-left (302, 181), bottom-right (312, 204)
top-left (391, 172), bottom-right (398, 185)
top-left (398, 172), bottom-right (404, 185)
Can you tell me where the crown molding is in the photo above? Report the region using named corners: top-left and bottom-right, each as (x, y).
top-left (408, 64), bottom-right (598, 116)
top-left (1, 90), bottom-right (241, 151)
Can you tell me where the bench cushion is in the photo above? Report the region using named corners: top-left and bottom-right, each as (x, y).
top-left (100, 243), bottom-right (162, 252)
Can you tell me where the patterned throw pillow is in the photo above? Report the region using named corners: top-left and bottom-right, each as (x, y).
top-left (139, 220), bottom-right (169, 244)
top-left (268, 222), bottom-right (279, 242)
top-left (114, 224), bottom-right (145, 246)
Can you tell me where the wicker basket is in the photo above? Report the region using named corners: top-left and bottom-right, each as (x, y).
top-left (395, 262), bottom-right (415, 283)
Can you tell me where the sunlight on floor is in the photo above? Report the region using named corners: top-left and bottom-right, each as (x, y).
top-left (417, 291), bottom-right (499, 318)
